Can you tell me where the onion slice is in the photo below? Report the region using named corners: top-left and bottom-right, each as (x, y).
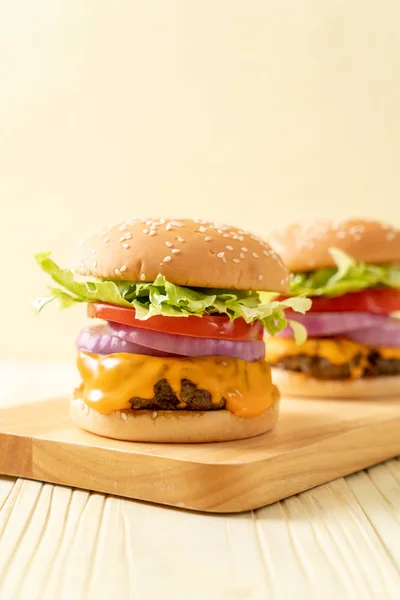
top-left (275, 311), bottom-right (390, 338)
top-left (76, 326), bottom-right (173, 357)
top-left (77, 322), bottom-right (266, 362)
top-left (344, 318), bottom-right (400, 348)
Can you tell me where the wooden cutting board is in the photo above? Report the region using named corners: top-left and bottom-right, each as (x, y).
top-left (0, 396), bottom-right (399, 513)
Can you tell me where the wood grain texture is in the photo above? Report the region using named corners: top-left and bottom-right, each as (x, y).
top-left (1, 395), bottom-right (399, 513)
top-left (0, 471), bottom-right (399, 600)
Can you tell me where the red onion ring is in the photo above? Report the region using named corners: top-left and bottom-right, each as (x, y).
top-left (76, 326), bottom-right (173, 357)
top-left (106, 321), bottom-right (265, 361)
top-left (275, 312), bottom-right (389, 338)
top-left (343, 318), bottom-right (400, 348)
top-left (77, 323), bottom-right (265, 362)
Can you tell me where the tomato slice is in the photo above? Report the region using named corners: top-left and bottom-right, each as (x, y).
top-left (87, 303), bottom-right (264, 341)
top-left (282, 288), bottom-right (400, 314)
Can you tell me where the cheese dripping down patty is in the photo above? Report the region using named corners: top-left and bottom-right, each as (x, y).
top-left (76, 351), bottom-right (277, 417)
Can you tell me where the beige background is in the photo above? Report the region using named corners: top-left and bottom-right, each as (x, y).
top-left (1, 1), bottom-right (399, 362)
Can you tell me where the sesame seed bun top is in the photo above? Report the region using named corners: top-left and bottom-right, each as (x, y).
top-left (74, 217), bottom-right (290, 292)
top-left (269, 218), bottom-right (400, 273)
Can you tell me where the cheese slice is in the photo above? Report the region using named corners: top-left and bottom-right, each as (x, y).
top-left (378, 347), bottom-right (400, 360)
top-left (76, 351), bottom-right (275, 418)
top-left (265, 338), bottom-right (367, 365)
top-left (265, 338), bottom-right (400, 380)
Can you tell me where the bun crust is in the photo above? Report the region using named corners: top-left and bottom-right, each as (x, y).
top-left (271, 368), bottom-right (400, 399)
top-left (269, 218), bottom-right (400, 272)
top-left (74, 217), bottom-right (289, 292)
top-left (70, 395), bottom-right (280, 443)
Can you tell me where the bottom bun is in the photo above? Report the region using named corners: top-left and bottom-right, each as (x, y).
top-left (70, 395), bottom-right (280, 443)
top-left (271, 368), bottom-right (400, 399)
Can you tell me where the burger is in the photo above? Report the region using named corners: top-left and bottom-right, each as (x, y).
top-left (34, 217), bottom-right (309, 443)
top-left (267, 218), bottom-right (400, 398)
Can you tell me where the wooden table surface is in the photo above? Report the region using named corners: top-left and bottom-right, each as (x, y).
top-left (0, 363), bottom-right (399, 600)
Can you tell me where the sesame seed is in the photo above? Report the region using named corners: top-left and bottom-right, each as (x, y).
top-left (166, 224), bottom-right (173, 231)
top-left (238, 236), bottom-right (244, 241)
top-left (263, 250), bottom-right (270, 256)
top-left (233, 258), bottom-right (240, 264)
top-left (91, 249), bottom-right (96, 255)
top-left (280, 278), bottom-right (285, 285)
top-left (177, 236), bottom-right (185, 243)
top-left (171, 248), bottom-right (180, 254)
top-left (232, 235), bottom-right (239, 240)
top-left (226, 245), bottom-right (233, 251)
top-left (217, 252), bottom-right (225, 258)
top-left (258, 274), bottom-right (263, 281)
top-left (221, 256), bottom-right (227, 263)
top-left (217, 229), bottom-right (223, 234)
top-left (121, 412), bottom-right (128, 421)
top-left (93, 260), bottom-right (97, 268)
top-left (223, 233), bottom-right (230, 238)
top-left (103, 238), bottom-right (110, 244)
top-left (240, 252), bottom-right (245, 259)
top-left (114, 268), bottom-right (121, 276)
top-left (120, 265), bottom-right (127, 273)
top-left (241, 247), bottom-right (248, 252)
top-left (140, 273), bottom-right (146, 281)
top-left (149, 230), bottom-right (156, 236)
top-left (142, 229), bottom-right (149, 234)
top-left (118, 224), bottom-right (127, 231)
top-left (152, 411), bottom-right (158, 419)
top-left (205, 236), bottom-right (212, 242)
top-left (387, 232), bottom-right (396, 241)
top-left (252, 252), bottom-right (259, 258)
top-left (123, 243), bottom-right (130, 249)
top-left (199, 226), bottom-right (207, 233)
top-left (163, 256), bottom-right (172, 262)
top-left (119, 232), bottom-right (132, 242)
top-left (165, 241), bottom-right (173, 248)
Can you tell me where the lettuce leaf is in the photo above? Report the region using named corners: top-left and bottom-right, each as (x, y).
top-left (290, 248), bottom-right (400, 297)
top-left (33, 252), bottom-right (311, 343)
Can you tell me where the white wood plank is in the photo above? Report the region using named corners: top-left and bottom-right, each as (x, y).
top-left (254, 478), bottom-right (400, 600)
top-left (0, 475), bottom-right (399, 600)
top-left (346, 463), bottom-right (400, 570)
top-left (0, 476), bottom-right (14, 511)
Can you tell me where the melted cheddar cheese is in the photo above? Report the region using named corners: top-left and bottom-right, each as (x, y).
top-left (265, 338), bottom-right (400, 379)
top-left (378, 347), bottom-right (400, 360)
top-left (76, 351), bottom-right (277, 418)
top-left (265, 338), bottom-right (366, 365)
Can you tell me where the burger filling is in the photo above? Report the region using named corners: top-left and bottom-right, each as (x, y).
top-left (75, 351), bottom-right (279, 416)
top-left (34, 250), bottom-right (310, 418)
top-left (129, 378), bottom-right (226, 411)
top-left (266, 338), bottom-right (400, 380)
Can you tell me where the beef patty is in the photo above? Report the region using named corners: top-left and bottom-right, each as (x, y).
top-left (129, 378), bottom-right (226, 411)
top-left (365, 352), bottom-right (400, 377)
top-left (275, 352), bottom-right (400, 380)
